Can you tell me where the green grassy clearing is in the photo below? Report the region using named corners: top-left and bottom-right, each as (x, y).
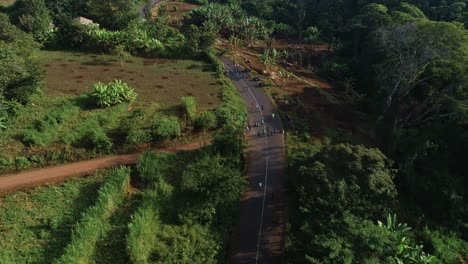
top-left (40, 50), bottom-right (221, 110)
top-left (0, 171), bottom-right (107, 264)
top-left (0, 50), bottom-right (223, 173)
top-left (0, 0), bottom-right (15, 6)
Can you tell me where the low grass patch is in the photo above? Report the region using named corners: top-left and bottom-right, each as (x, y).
top-left (56, 167), bottom-right (131, 264)
top-left (0, 171), bottom-right (108, 264)
top-left (0, 0), bottom-right (15, 6)
top-left (40, 50), bottom-right (221, 110)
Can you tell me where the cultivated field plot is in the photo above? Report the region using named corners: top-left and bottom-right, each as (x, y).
top-left (0, 171), bottom-right (107, 263)
top-left (40, 51), bottom-right (221, 110)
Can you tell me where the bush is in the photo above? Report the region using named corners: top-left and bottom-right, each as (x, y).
top-left (274, 22), bottom-right (296, 38)
top-left (29, 155), bottom-right (45, 165)
top-left (126, 129), bottom-right (152, 145)
top-left (35, 115), bottom-right (58, 132)
top-left (90, 80), bottom-right (137, 108)
top-left (0, 157), bottom-right (14, 170)
top-left (423, 228), bottom-right (468, 263)
top-left (15, 156), bottom-right (30, 170)
top-left (151, 116), bottom-right (181, 141)
top-left (180, 96), bottom-right (197, 122)
top-left (194, 111), bottom-right (217, 131)
top-left (136, 151), bottom-right (175, 185)
top-left (78, 128), bottom-right (113, 152)
top-left (21, 129), bottom-right (46, 146)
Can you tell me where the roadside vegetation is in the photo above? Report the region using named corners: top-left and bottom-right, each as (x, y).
top-left (1, 0), bottom-right (466, 263)
top-left (0, 131), bottom-right (246, 263)
top-left (0, 171), bottom-right (108, 263)
top-left (185, 0), bottom-right (467, 262)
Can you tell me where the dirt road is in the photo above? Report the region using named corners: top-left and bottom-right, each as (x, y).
top-left (0, 141), bottom-right (206, 195)
top-left (223, 58), bottom-right (287, 264)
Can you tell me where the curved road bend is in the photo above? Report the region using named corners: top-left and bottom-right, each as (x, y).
top-left (223, 58), bottom-right (287, 264)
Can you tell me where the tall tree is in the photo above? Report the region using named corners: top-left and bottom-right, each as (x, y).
top-left (12, 0), bottom-right (51, 37)
top-left (375, 21), bottom-right (467, 154)
top-left (85, 0), bottom-right (139, 30)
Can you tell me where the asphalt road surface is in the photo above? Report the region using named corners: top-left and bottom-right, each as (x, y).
top-left (222, 58), bottom-right (287, 264)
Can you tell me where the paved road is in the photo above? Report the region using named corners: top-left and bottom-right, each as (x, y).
top-left (223, 58), bottom-right (287, 264)
top-left (0, 141), bottom-right (207, 195)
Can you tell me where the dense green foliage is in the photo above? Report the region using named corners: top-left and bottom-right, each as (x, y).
top-left (0, 13), bottom-right (42, 103)
top-left (55, 167), bottom-right (131, 263)
top-left (90, 80), bottom-right (137, 108)
top-left (180, 96), bottom-right (197, 122)
top-left (151, 116), bottom-right (181, 140)
top-left (11, 0), bottom-right (51, 37)
top-left (285, 140), bottom-right (452, 263)
top-left (0, 171), bottom-right (107, 263)
top-left (207, 0), bottom-right (468, 261)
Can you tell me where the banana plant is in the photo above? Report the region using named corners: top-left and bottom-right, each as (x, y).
top-left (0, 116), bottom-right (7, 130)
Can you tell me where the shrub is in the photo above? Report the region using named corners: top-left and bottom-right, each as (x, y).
top-left (180, 96), bottom-right (197, 122)
top-left (136, 152), bottom-right (175, 185)
top-left (35, 115), bottom-right (58, 132)
top-left (29, 155), bottom-right (45, 165)
top-left (151, 116), bottom-right (181, 141)
top-left (0, 157), bottom-right (13, 170)
top-left (15, 156), bottom-right (30, 170)
top-left (423, 228), bottom-right (468, 263)
top-left (78, 128), bottom-right (113, 152)
top-left (21, 129), bottom-right (46, 146)
top-left (126, 129), bottom-right (152, 145)
top-left (274, 22), bottom-right (296, 38)
top-left (194, 111), bottom-right (217, 131)
top-left (90, 80), bottom-right (137, 108)
top-left (50, 102), bottom-right (80, 123)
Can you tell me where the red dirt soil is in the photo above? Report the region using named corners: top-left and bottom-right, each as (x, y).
top-left (218, 40), bottom-right (369, 140)
top-left (0, 141), bottom-right (208, 195)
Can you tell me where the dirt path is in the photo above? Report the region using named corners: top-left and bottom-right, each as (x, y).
top-left (223, 58), bottom-right (287, 264)
top-left (0, 141), bottom-right (207, 195)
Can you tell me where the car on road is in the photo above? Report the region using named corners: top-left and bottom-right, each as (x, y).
top-left (258, 82), bottom-right (266, 87)
top-left (253, 77), bottom-right (260, 81)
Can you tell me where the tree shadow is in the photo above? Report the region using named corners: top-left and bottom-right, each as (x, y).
top-left (37, 179), bottom-right (104, 264)
top-left (92, 194), bottom-right (140, 264)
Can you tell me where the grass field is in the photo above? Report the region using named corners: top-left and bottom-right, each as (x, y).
top-left (40, 51), bottom-right (221, 110)
top-left (0, 171), bottom-right (107, 263)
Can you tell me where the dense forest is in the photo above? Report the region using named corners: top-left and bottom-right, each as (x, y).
top-left (1, 0), bottom-right (467, 263)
